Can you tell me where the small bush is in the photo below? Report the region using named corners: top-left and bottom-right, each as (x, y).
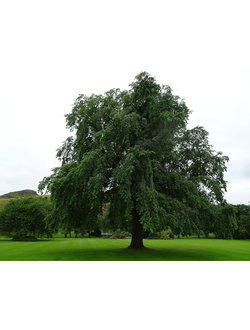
top-left (109, 230), bottom-right (131, 239)
top-left (110, 233), bottom-right (126, 239)
top-left (147, 231), bottom-right (159, 239)
top-left (158, 230), bottom-right (170, 239)
top-left (147, 229), bottom-right (174, 239)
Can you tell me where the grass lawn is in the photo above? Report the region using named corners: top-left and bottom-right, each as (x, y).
top-left (1, 237), bottom-right (250, 261)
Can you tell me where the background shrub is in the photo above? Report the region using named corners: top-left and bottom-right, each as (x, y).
top-left (109, 229), bottom-right (131, 239)
top-left (0, 196), bottom-right (53, 239)
top-left (147, 228), bottom-right (174, 239)
top-left (147, 231), bottom-right (159, 239)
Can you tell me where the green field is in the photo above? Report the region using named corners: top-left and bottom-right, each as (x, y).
top-left (1, 237), bottom-right (250, 261)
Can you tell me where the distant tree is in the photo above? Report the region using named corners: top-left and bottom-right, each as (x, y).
top-left (38, 72), bottom-right (236, 248)
top-left (232, 204), bottom-right (250, 239)
top-left (212, 203), bottom-right (237, 239)
top-left (0, 196), bottom-right (53, 240)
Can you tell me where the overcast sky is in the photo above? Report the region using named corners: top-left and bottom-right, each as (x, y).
top-left (0, 69), bottom-right (250, 204)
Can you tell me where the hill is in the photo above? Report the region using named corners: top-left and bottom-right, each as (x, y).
top-left (0, 189), bottom-right (38, 199)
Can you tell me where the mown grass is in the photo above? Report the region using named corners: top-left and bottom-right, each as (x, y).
top-left (0, 237), bottom-right (250, 261)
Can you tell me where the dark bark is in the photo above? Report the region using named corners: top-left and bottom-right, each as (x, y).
top-left (64, 233), bottom-right (67, 238)
top-left (198, 234), bottom-right (200, 238)
top-left (128, 210), bottom-right (145, 249)
top-left (204, 230), bottom-right (209, 238)
top-left (178, 234), bottom-right (180, 239)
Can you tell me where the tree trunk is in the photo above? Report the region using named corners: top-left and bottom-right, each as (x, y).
top-left (128, 210), bottom-right (145, 249)
top-left (198, 234), bottom-right (200, 238)
top-left (64, 233), bottom-right (67, 238)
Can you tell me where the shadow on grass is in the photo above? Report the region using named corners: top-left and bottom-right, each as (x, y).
top-left (35, 245), bottom-right (223, 261)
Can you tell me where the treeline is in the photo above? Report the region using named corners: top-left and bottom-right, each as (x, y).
top-left (99, 202), bottom-right (249, 240)
top-left (231, 204), bottom-right (250, 239)
top-left (0, 195), bottom-right (103, 240)
top-left (0, 195), bottom-right (250, 240)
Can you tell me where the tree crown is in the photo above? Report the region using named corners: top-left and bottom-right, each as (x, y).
top-left (38, 72), bottom-right (235, 238)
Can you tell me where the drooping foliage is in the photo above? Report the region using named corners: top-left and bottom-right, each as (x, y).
top-left (38, 72), bottom-right (236, 247)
